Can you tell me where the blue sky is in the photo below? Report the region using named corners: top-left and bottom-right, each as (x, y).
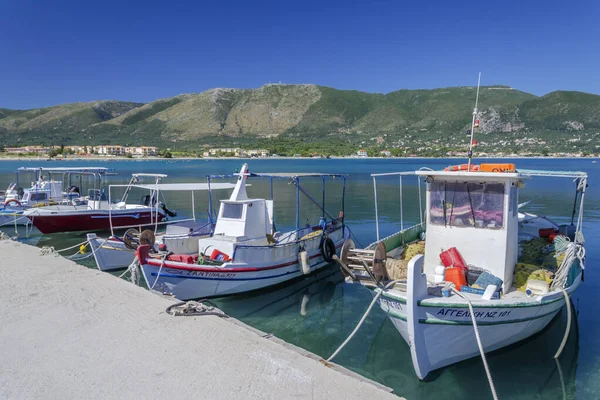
top-left (1, 0), bottom-right (598, 109)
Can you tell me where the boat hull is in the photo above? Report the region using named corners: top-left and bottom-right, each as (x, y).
top-left (140, 227), bottom-right (348, 300)
top-left (377, 255), bottom-right (582, 380)
top-left (0, 212), bottom-right (29, 227)
top-left (88, 231), bottom-right (207, 272)
top-left (379, 290), bottom-right (567, 378)
top-left (88, 234), bottom-right (138, 271)
top-left (27, 208), bottom-right (163, 234)
top-left (141, 246), bottom-right (341, 300)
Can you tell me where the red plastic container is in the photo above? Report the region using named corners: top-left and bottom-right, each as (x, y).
top-left (539, 228), bottom-right (558, 238)
top-left (210, 249), bottom-right (231, 262)
top-left (440, 247), bottom-right (467, 270)
top-left (445, 267), bottom-right (468, 291)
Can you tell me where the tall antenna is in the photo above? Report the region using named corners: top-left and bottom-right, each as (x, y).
top-left (467, 72), bottom-right (481, 169)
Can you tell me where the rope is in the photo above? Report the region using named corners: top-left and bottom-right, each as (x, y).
top-left (119, 256), bottom-right (141, 285)
top-left (66, 238), bottom-right (111, 261)
top-left (166, 300), bottom-right (228, 317)
top-left (38, 246), bottom-right (60, 257)
top-left (53, 239), bottom-right (91, 253)
top-left (150, 252), bottom-right (170, 290)
top-left (551, 241), bottom-right (585, 290)
top-left (327, 279), bottom-right (403, 362)
top-left (0, 231), bottom-right (11, 240)
top-left (554, 288), bottom-right (572, 359)
top-left (452, 288), bottom-right (498, 400)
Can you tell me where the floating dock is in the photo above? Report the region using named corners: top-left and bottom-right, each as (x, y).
top-left (0, 240), bottom-right (400, 399)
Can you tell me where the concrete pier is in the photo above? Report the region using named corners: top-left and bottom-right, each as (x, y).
top-left (0, 240), bottom-right (399, 400)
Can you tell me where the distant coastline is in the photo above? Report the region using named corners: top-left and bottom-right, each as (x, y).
top-left (0, 155), bottom-right (597, 162)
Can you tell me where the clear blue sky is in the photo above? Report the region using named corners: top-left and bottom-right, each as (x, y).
top-left (1, 0), bottom-right (598, 109)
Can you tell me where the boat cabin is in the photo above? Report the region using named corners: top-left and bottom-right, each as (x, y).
top-left (416, 170), bottom-right (523, 291)
top-left (198, 165), bottom-right (274, 257)
top-left (20, 180), bottom-right (65, 206)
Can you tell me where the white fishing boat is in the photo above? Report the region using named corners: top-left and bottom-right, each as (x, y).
top-left (135, 164), bottom-right (349, 300)
top-left (0, 167), bottom-right (108, 227)
top-left (87, 181), bottom-right (237, 271)
top-left (24, 173), bottom-right (170, 234)
top-left (331, 77), bottom-right (588, 394)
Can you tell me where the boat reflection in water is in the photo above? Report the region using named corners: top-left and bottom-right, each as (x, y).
top-left (215, 264), bottom-right (579, 399)
top-left (214, 264), bottom-right (344, 323)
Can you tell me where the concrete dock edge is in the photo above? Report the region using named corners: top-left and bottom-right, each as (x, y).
top-left (0, 240), bottom-right (402, 400)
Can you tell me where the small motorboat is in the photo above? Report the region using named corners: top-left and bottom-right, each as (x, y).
top-left (0, 167), bottom-right (107, 227)
top-left (24, 173), bottom-right (169, 234)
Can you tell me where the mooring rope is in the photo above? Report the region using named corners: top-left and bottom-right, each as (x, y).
top-left (554, 288), bottom-right (572, 359)
top-left (119, 256), bottom-right (141, 285)
top-left (452, 288), bottom-right (498, 400)
top-left (150, 252), bottom-right (170, 290)
top-left (327, 279), bottom-right (403, 362)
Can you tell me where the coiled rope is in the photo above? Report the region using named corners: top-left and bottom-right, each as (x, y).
top-left (452, 288), bottom-right (498, 400)
top-left (551, 239), bottom-right (585, 291)
top-left (327, 279), bottom-right (403, 362)
top-left (166, 300), bottom-right (228, 318)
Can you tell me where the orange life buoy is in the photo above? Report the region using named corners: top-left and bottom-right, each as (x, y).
top-left (443, 164), bottom-right (480, 172)
top-left (4, 199), bottom-right (21, 207)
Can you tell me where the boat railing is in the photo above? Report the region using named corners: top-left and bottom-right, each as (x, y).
top-left (232, 229), bottom-right (327, 263)
top-left (366, 222), bottom-right (426, 251)
top-left (370, 171), bottom-right (426, 242)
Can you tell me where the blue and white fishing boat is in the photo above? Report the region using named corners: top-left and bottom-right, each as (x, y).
top-left (136, 164), bottom-right (349, 299)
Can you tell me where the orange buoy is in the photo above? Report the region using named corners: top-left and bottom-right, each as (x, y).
top-left (479, 163), bottom-right (516, 173)
top-left (443, 164), bottom-right (480, 172)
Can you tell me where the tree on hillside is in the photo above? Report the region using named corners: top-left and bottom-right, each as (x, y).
top-left (48, 148), bottom-right (60, 158)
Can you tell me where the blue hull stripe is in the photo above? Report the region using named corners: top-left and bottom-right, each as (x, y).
top-left (149, 261), bottom-right (325, 281)
top-left (151, 271), bottom-right (296, 281)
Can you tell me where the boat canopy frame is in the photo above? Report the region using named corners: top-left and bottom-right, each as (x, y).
top-left (206, 171), bottom-right (347, 236)
top-left (107, 178), bottom-right (237, 235)
top-left (14, 167), bottom-right (116, 203)
top-left (369, 168), bottom-right (589, 248)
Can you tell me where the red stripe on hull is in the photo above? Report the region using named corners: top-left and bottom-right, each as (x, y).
top-left (142, 243), bottom-right (342, 273)
top-left (29, 212), bottom-right (163, 234)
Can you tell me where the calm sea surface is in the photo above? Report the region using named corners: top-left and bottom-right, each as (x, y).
top-left (1, 157), bottom-right (599, 399)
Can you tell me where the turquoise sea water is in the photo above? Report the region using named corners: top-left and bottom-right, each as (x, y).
top-left (1, 157), bottom-right (599, 399)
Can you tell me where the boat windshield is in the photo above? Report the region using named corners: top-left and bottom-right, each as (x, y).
top-left (430, 181), bottom-right (505, 229)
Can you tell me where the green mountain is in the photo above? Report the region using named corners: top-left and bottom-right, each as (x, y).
top-left (1, 84), bottom-right (598, 155)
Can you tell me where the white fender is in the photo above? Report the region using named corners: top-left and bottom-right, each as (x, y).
top-left (299, 250), bottom-right (310, 275)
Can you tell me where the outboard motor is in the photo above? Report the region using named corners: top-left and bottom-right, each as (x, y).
top-left (141, 194), bottom-right (157, 207)
top-left (159, 202), bottom-right (177, 217)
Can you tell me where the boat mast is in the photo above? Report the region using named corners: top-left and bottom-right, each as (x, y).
top-left (467, 72), bottom-right (481, 170)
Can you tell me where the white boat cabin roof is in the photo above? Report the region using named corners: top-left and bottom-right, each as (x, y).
top-left (129, 182), bottom-right (238, 191)
top-left (17, 167), bottom-right (113, 173)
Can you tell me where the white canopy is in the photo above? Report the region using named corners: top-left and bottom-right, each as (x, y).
top-left (126, 182), bottom-right (238, 191)
top-left (18, 167), bottom-right (112, 172)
